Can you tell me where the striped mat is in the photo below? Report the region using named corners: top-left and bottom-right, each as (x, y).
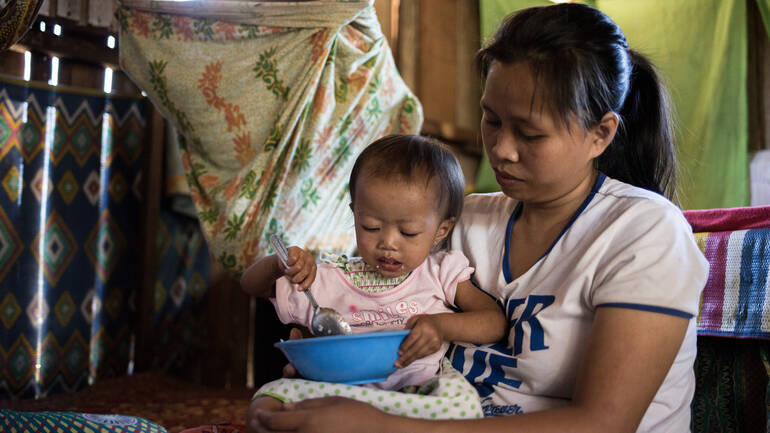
top-left (684, 206), bottom-right (770, 339)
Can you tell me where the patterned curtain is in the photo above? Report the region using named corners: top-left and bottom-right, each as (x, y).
top-left (150, 209), bottom-right (210, 373)
top-left (118, 0), bottom-right (423, 277)
top-left (0, 75), bottom-right (146, 399)
top-left (148, 121), bottom-right (213, 375)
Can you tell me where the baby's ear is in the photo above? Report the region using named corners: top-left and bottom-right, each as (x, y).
top-left (433, 217), bottom-right (456, 245)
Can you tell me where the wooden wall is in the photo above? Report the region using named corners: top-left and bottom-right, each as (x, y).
top-left (38, 0), bottom-right (118, 29)
top-left (1, 1), bottom-right (254, 390)
top-left (0, 0), bottom-right (485, 391)
top-left (383, 0), bottom-right (484, 188)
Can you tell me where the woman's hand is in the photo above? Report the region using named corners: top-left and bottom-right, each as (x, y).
top-left (396, 314), bottom-right (444, 367)
top-left (246, 396), bottom-right (284, 433)
top-left (280, 328), bottom-right (308, 378)
top-left (281, 246), bottom-right (316, 290)
top-left (253, 397), bottom-right (391, 433)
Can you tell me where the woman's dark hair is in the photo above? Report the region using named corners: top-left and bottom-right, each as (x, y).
top-left (478, 3), bottom-right (677, 201)
top-left (349, 134), bottom-right (465, 221)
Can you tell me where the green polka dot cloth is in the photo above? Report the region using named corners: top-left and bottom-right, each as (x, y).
top-left (255, 359), bottom-right (482, 419)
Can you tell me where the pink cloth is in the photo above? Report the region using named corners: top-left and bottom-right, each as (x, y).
top-left (683, 205), bottom-right (770, 232)
top-left (273, 250), bottom-right (473, 390)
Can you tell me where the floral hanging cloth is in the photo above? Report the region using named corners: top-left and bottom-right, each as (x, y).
top-left (118, 0), bottom-right (422, 277)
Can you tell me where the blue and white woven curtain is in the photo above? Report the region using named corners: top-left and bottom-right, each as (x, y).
top-left (0, 75), bottom-right (145, 399)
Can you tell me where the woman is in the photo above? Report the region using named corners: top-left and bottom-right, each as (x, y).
top-left (248, 3), bottom-right (708, 432)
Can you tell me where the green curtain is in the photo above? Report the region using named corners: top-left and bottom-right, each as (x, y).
top-left (476, 0), bottom-right (752, 210)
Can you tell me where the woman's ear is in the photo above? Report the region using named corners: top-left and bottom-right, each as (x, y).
top-left (433, 217), bottom-right (456, 246)
top-left (587, 112), bottom-right (619, 158)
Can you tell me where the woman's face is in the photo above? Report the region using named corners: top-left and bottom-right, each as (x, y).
top-left (351, 175), bottom-right (453, 278)
top-left (480, 61), bottom-right (607, 204)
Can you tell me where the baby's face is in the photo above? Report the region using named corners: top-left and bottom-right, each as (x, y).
top-left (351, 176), bottom-right (452, 278)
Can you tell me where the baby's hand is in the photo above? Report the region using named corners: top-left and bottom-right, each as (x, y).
top-left (395, 315), bottom-right (444, 368)
top-left (280, 246), bottom-right (317, 291)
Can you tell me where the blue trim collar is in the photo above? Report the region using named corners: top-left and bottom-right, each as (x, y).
top-left (502, 172), bottom-right (607, 284)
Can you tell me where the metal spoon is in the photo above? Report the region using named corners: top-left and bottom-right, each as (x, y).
top-left (270, 235), bottom-right (353, 336)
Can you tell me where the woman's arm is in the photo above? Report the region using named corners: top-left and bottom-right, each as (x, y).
top-left (253, 306), bottom-right (689, 433)
top-left (239, 246), bottom-right (317, 298)
top-left (397, 280), bottom-right (507, 367)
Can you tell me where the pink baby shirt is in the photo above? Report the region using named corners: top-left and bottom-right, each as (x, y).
top-left (272, 249), bottom-right (474, 390)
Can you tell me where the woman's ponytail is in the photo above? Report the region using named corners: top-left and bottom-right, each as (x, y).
top-left (598, 50), bottom-right (678, 202)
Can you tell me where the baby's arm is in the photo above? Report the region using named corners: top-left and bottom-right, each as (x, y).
top-left (397, 280), bottom-right (507, 367)
top-left (239, 246), bottom-right (317, 298)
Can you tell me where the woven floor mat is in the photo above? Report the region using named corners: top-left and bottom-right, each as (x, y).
top-left (0, 373), bottom-right (253, 432)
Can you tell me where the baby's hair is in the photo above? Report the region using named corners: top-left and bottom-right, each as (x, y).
top-left (349, 134), bottom-right (465, 222)
top-left (477, 3), bottom-right (677, 201)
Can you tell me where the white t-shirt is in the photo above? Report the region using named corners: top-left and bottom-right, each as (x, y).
top-left (448, 174), bottom-right (708, 433)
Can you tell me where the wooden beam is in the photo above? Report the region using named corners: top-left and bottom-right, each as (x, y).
top-left (373, 0), bottom-right (400, 53)
top-left (421, 119), bottom-right (481, 156)
top-left (390, 0), bottom-right (400, 59)
top-left (747, 0), bottom-right (770, 151)
top-left (134, 104), bottom-right (165, 372)
top-left (455, 0), bottom-right (481, 142)
top-left (31, 49), bottom-right (51, 83)
top-left (419, 0), bottom-right (458, 126)
top-left (396, 0), bottom-right (418, 93)
top-left (56, 0), bottom-right (79, 22)
top-left (39, 0), bottom-right (59, 17)
top-left (68, 60), bottom-right (103, 89)
top-left (0, 50), bottom-right (24, 77)
top-left (13, 17), bottom-right (117, 67)
top-left (374, 0), bottom-right (393, 50)
top-left (88, 0), bottom-right (116, 29)
top-left (80, 0), bottom-right (89, 27)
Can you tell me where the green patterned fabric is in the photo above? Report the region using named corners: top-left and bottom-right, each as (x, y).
top-left (762, 344), bottom-right (770, 433)
top-left (476, 0), bottom-right (752, 210)
top-left (691, 337), bottom-right (769, 432)
top-left (322, 253), bottom-right (409, 294)
top-left (118, 0), bottom-right (422, 277)
top-left (0, 410), bottom-right (166, 433)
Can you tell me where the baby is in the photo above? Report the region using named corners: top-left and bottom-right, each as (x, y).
top-left (241, 134), bottom-right (506, 413)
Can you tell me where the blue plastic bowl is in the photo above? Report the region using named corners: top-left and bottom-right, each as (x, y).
top-left (275, 330), bottom-right (409, 385)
